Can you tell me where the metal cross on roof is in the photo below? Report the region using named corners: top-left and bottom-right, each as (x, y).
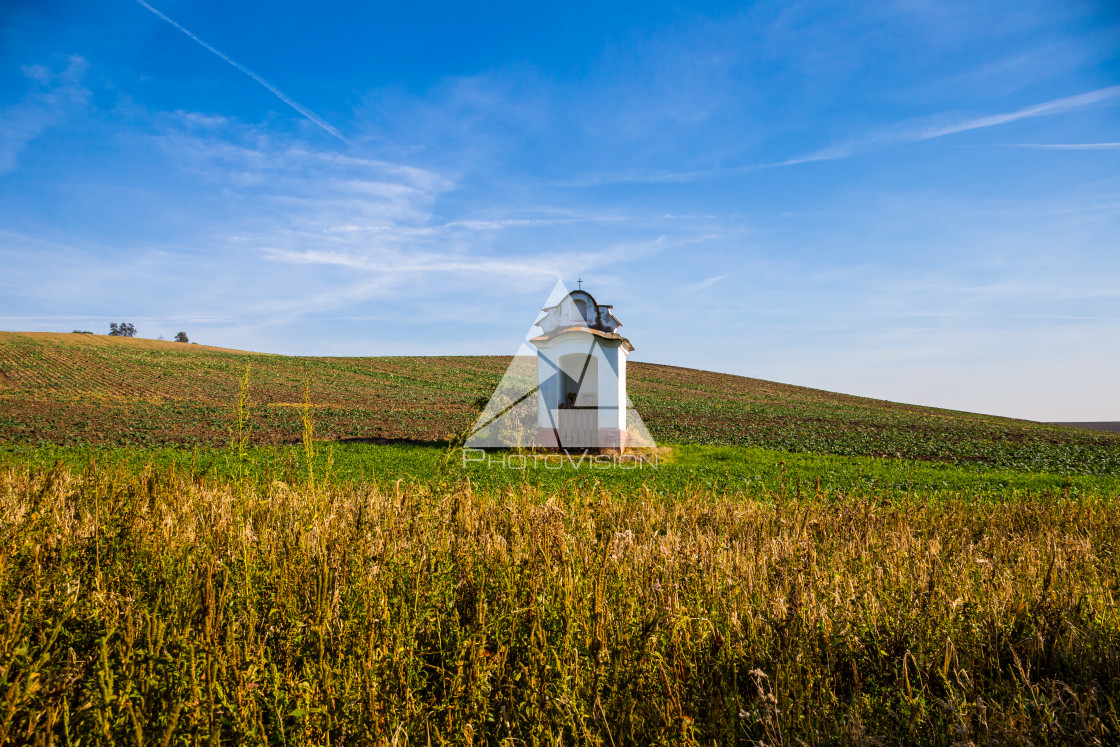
top-left (576, 278), bottom-right (583, 290)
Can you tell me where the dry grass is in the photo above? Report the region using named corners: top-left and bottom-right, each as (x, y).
top-left (2, 461), bottom-right (1118, 745)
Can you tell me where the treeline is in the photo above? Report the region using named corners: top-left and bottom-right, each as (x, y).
top-left (70, 323), bottom-right (190, 342)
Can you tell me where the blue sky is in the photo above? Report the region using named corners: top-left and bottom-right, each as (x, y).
top-left (1, 0), bottom-right (1118, 420)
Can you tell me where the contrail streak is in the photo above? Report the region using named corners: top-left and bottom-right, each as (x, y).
top-left (134, 0), bottom-right (350, 145)
top-left (996, 142), bottom-right (1120, 150)
top-left (558, 84), bottom-right (1120, 186)
top-left (915, 85), bottom-right (1120, 140)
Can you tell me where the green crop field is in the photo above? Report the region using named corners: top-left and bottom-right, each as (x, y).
top-left (2, 331), bottom-right (1117, 474)
top-left (1, 331), bottom-right (1119, 745)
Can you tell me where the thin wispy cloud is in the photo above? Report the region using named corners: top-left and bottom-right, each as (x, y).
top-left (263, 248), bottom-right (567, 278)
top-left (750, 87), bottom-right (1120, 168)
top-left (555, 152), bottom-right (848, 188)
top-left (0, 57), bottom-right (89, 175)
top-left (562, 85), bottom-right (1120, 187)
top-left (113, 129), bottom-right (697, 324)
top-left (444, 215), bottom-right (628, 231)
top-left (684, 273), bottom-right (728, 292)
top-left (994, 143), bottom-right (1120, 150)
top-left (914, 85), bottom-right (1120, 140)
top-left (133, 0), bottom-right (351, 145)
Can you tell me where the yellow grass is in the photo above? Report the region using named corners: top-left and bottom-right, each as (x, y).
top-left (1, 460), bottom-right (1117, 744)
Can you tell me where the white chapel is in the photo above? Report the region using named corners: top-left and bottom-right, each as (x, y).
top-left (530, 288), bottom-right (633, 448)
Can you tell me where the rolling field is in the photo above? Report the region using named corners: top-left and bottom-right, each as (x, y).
top-left (1, 331), bottom-right (1117, 473)
top-left (2, 331), bottom-right (1120, 744)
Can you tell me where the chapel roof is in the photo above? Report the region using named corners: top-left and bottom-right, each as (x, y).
top-left (533, 288), bottom-right (632, 351)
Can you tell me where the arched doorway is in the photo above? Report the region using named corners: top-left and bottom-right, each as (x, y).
top-left (557, 352), bottom-right (598, 447)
